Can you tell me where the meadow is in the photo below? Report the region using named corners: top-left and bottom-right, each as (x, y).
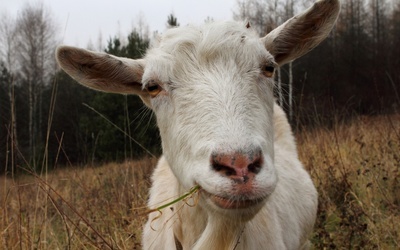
top-left (1, 114), bottom-right (399, 249)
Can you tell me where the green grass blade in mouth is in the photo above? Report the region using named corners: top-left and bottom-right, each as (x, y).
top-left (144, 185), bottom-right (201, 216)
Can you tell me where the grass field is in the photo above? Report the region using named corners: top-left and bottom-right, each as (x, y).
top-left (1, 114), bottom-right (399, 249)
top-left (298, 114), bottom-right (400, 249)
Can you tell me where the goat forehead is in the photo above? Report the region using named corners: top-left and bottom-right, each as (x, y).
top-left (144, 21), bottom-right (272, 83)
top-left (154, 21), bottom-right (261, 52)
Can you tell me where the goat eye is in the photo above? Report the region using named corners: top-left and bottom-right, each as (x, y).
top-left (262, 65), bottom-right (275, 78)
top-left (146, 82), bottom-right (162, 97)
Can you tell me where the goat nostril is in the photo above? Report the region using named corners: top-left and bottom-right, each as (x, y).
top-left (213, 163), bottom-right (222, 172)
top-left (212, 163), bottom-right (236, 176)
top-left (248, 160), bottom-right (262, 174)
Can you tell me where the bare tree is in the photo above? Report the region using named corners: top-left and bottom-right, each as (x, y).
top-left (0, 12), bottom-right (19, 173)
top-left (0, 13), bottom-right (17, 71)
top-left (134, 12), bottom-right (150, 41)
top-left (282, 0), bottom-right (295, 121)
top-left (15, 3), bottom-right (59, 166)
top-left (370, 0), bottom-right (390, 56)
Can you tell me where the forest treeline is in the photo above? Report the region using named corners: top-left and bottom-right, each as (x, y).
top-left (234, 0), bottom-right (400, 123)
top-left (1, 0), bottom-right (399, 173)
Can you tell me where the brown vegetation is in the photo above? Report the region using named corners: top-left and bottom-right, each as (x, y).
top-left (1, 158), bottom-right (156, 249)
top-left (299, 114), bottom-right (400, 249)
top-left (1, 114), bottom-right (399, 249)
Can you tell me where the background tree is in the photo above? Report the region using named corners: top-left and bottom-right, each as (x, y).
top-left (388, 1), bottom-right (400, 111)
top-left (167, 13), bottom-right (180, 28)
top-left (0, 63), bottom-right (13, 173)
top-left (15, 3), bottom-right (59, 167)
top-left (0, 13), bottom-right (18, 173)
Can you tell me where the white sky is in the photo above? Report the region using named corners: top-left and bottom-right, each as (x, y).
top-left (1, 0), bottom-right (238, 48)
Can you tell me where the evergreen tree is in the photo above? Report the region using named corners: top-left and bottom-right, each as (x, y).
top-left (167, 13), bottom-right (180, 28)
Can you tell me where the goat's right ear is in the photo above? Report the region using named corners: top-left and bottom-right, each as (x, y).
top-left (262, 0), bottom-right (340, 66)
top-left (56, 46), bottom-right (148, 98)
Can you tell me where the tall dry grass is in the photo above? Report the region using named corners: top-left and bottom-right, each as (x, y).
top-left (298, 114), bottom-right (400, 249)
top-left (1, 158), bottom-right (156, 249)
top-left (1, 114), bottom-right (399, 249)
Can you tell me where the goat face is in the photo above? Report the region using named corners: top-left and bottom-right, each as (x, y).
top-left (142, 22), bottom-right (277, 218)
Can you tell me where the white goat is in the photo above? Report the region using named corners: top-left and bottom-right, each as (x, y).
top-left (56, 0), bottom-right (340, 249)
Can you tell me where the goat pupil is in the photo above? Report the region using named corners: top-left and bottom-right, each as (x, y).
top-left (265, 66), bottom-right (274, 73)
top-left (147, 84), bottom-right (159, 92)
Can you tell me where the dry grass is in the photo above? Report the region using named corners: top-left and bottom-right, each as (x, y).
top-left (1, 114), bottom-right (399, 249)
top-left (298, 114), bottom-right (400, 249)
top-left (1, 158), bottom-right (156, 249)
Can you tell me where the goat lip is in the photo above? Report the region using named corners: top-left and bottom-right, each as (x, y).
top-left (200, 189), bottom-right (264, 209)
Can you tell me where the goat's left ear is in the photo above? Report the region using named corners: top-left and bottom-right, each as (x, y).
top-left (56, 46), bottom-right (148, 97)
top-left (262, 0), bottom-right (341, 66)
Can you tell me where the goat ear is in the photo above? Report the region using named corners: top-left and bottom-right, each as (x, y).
top-left (262, 0), bottom-right (340, 66)
top-left (56, 46), bottom-right (147, 97)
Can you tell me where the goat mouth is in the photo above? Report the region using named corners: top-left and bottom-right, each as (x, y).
top-left (200, 189), bottom-right (265, 209)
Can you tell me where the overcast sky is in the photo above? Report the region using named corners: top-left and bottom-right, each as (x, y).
top-left (1, 0), bottom-right (238, 48)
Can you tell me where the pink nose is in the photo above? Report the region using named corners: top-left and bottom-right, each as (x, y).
top-left (211, 149), bottom-right (263, 183)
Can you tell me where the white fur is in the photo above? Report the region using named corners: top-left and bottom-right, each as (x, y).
top-left (55, 1), bottom-right (341, 249)
top-left (143, 103), bottom-right (318, 250)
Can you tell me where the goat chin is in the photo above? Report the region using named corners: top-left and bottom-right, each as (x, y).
top-left (199, 189), bottom-right (268, 220)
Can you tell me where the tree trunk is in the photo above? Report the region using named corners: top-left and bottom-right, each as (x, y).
top-left (288, 61), bottom-right (293, 122)
top-left (8, 75), bottom-right (19, 176)
top-left (28, 77), bottom-right (34, 165)
top-left (277, 67), bottom-right (283, 106)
